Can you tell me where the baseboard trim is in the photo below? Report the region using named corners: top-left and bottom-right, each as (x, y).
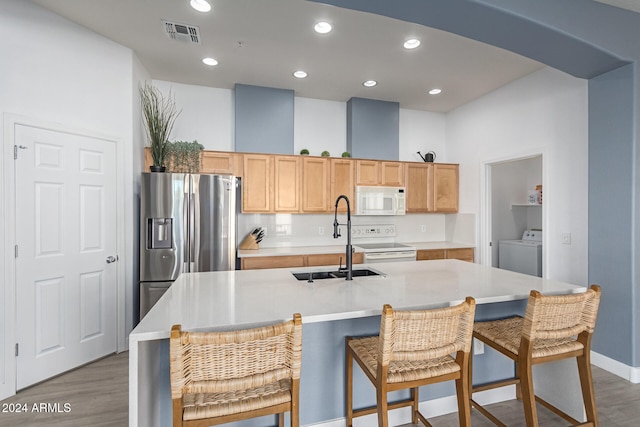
top-left (302, 386), bottom-right (515, 427)
top-left (591, 351), bottom-right (640, 384)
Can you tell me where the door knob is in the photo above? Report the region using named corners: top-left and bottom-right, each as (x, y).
top-left (106, 255), bottom-right (119, 264)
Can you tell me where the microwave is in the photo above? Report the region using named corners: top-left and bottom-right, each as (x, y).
top-left (355, 186), bottom-right (406, 215)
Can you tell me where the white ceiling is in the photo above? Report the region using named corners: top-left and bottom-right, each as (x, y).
top-left (30, 0), bottom-right (549, 112)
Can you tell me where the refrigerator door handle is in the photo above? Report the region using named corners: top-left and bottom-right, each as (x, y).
top-left (183, 183), bottom-right (190, 273)
top-left (190, 190), bottom-right (199, 272)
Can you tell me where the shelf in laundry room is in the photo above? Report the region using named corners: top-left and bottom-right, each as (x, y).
top-left (511, 203), bottom-right (542, 209)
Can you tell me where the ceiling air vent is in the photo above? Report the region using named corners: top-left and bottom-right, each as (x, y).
top-left (162, 20), bottom-right (201, 45)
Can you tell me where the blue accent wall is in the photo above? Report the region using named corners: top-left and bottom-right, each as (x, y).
top-left (234, 84), bottom-right (294, 154)
top-left (589, 64), bottom-right (635, 364)
top-left (347, 97), bottom-right (399, 160)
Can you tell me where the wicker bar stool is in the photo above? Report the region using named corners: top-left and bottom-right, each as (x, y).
top-left (471, 285), bottom-right (601, 427)
top-left (170, 313), bottom-right (303, 427)
top-left (345, 298), bottom-right (476, 427)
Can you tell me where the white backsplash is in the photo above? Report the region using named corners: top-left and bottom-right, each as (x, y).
top-left (238, 213), bottom-right (475, 248)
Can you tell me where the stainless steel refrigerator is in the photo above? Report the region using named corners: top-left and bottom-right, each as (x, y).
top-left (139, 172), bottom-right (240, 320)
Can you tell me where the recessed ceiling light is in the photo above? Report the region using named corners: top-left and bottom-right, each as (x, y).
top-left (314, 21), bottom-right (332, 34)
top-left (428, 88), bottom-right (442, 95)
top-left (293, 70), bottom-right (308, 79)
top-left (202, 57), bottom-right (218, 66)
top-left (403, 38), bottom-right (421, 49)
top-left (190, 0), bottom-right (212, 13)
top-left (363, 80), bottom-right (377, 87)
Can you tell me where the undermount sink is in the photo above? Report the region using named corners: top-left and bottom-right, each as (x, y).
top-left (292, 268), bottom-right (382, 281)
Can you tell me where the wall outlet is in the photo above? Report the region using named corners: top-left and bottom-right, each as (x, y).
top-left (318, 226), bottom-right (324, 235)
top-left (420, 225), bottom-right (426, 232)
top-left (562, 232), bottom-right (571, 245)
top-left (473, 338), bottom-right (485, 355)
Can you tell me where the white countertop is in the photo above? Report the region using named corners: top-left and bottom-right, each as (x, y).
top-left (237, 241), bottom-right (474, 257)
top-left (130, 259), bottom-right (583, 342)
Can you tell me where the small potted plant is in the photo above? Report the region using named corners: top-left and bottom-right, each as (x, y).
top-left (321, 150), bottom-right (330, 157)
top-left (341, 151), bottom-right (351, 158)
top-left (140, 82), bottom-right (181, 172)
top-left (167, 140), bottom-right (204, 173)
top-left (299, 148), bottom-right (310, 155)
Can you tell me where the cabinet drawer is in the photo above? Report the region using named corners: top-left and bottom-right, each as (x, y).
top-left (417, 250), bottom-right (445, 261)
top-left (241, 255), bottom-right (305, 270)
top-left (306, 252), bottom-right (363, 266)
top-left (446, 248), bottom-right (475, 262)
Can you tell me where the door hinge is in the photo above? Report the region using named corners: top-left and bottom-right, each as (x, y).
top-left (14, 145), bottom-right (27, 159)
top-left (15, 245), bottom-right (18, 258)
top-left (15, 343), bottom-right (19, 357)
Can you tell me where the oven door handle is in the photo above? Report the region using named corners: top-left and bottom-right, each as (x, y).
top-left (365, 251), bottom-right (416, 260)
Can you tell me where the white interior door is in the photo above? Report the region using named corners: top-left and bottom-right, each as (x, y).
top-left (15, 124), bottom-right (118, 389)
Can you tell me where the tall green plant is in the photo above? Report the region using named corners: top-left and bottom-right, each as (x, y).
top-left (140, 83), bottom-right (181, 167)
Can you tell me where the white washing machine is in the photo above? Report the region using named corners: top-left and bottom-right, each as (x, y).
top-left (499, 229), bottom-right (542, 277)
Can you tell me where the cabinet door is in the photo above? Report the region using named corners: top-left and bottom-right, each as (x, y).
top-left (417, 249), bottom-right (446, 261)
top-left (201, 151), bottom-right (242, 176)
top-left (274, 156), bottom-right (300, 212)
top-left (434, 164), bottom-right (459, 212)
top-left (405, 163), bottom-right (432, 213)
top-left (241, 255), bottom-right (305, 270)
top-left (381, 161), bottom-right (405, 186)
top-left (242, 154), bottom-right (272, 212)
top-left (305, 252), bottom-right (363, 266)
top-left (301, 157), bottom-right (330, 212)
top-left (356, 160), bottom-right (379, 185)
top-left (446, 248), bottom-right (474, 262)
top-left (331, 159), bottom-right (355, 213)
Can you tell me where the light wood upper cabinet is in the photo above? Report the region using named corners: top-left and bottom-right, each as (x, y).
top-left (242, 154), bottom-right (273, 213)
top-left (301, 157), bottom-right (330, 213)
top-left (274, 156), bottom-right (300, 212)
top-left (331, 159), bottom-right (355, 213)
top-left (405, 163), bottom-right (433, 213)
top-left (433, 164), bottom-right (459, 212)
top-left (355, 160), bottom-right (379, 185)
top-left (201, 151), bottom-right (243, 176)
top-left (381, 161), bottom-right (405, 186)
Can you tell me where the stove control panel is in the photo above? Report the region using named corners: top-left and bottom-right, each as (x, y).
top-left (352, 224), bottom-right (396, 237)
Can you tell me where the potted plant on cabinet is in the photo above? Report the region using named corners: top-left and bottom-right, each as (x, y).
top-left (140, 82), bottom-right (181, 172)
top-left (166, 140), bottom-right (204, 173)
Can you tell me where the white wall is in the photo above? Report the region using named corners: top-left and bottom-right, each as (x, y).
top-left (399, 108), bottom-right (447, 162)
top-left (0, 0), bottom-right (139, 398)
top-left (152, 80), bottom-right (234, 151)
top-left (447, 67), bottom-right (588, 284)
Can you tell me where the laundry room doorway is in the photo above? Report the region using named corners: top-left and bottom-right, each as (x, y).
top-left (483, 154), bottom-right (545, 276)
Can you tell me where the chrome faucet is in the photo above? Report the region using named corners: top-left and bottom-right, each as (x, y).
top-left (333, 195), bottom-right (353, 281)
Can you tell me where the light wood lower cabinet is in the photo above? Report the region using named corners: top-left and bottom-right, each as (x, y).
top-left (417, 248), bottom-right (474, 263)
top-left (241, 255), bottom-right (305, 270)
top-left (241, 252), bottom-right (363, 270)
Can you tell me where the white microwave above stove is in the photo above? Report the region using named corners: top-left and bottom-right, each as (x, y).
top-left (355, 186), bottom-right (406, 216)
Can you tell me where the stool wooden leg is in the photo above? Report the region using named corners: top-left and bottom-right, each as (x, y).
top-left (376, 384), bottom-right (389, 427)
top-left (455, 352), bottom-right (472, 427)
top-left (345, 338), bottom-right (354, 427)
top-left (411, 387), bottom-right (419, 424)
top-left (519, 340), bottom-right (538, 427)
top-left (577, 333), bottom-right (598, 426)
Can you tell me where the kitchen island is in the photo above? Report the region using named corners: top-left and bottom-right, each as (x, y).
top-left (129, 259), bottom-right (587, 427)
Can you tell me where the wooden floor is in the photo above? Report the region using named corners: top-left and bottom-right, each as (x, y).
top-left (1, 352), bottom-right (639, 426)
top-left (0, 352), bottom-right (128, 426)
